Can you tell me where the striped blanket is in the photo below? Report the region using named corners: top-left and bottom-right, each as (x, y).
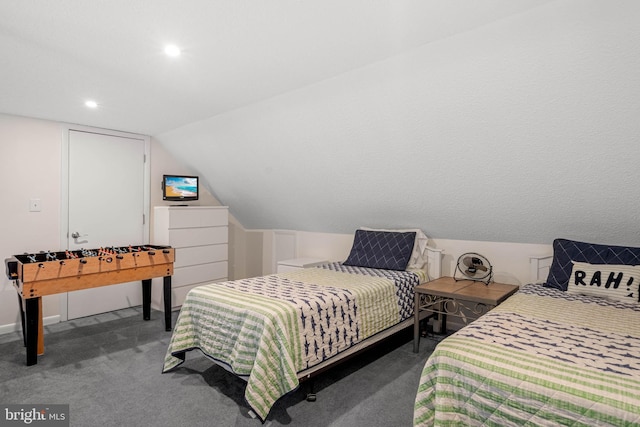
top-left (163, 263), bottom-right (422, 421)
top-left (414, 283), bottom-right (640, 426)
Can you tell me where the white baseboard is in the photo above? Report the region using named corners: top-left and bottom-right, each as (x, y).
top-left (0, 315), bottom-right (61, 336)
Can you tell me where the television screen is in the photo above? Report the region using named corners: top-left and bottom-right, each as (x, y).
top-left (162, 175), bottom-right (199, 201)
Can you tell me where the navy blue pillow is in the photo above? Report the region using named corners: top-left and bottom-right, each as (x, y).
top-left (343, 230), bottom-right (416, 271)
top-left (545, 238), bottom-right (640, 291)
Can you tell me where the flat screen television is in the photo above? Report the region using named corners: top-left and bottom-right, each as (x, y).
top-left (162, 175), bottom-right (199, 202)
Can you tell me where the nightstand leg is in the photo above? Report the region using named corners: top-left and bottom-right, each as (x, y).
top-left (413, 291), bottom-right (420, 353)
top-left (440, 304), bottom-right (447, 334)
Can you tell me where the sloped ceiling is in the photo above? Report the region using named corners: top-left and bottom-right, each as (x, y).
top-left (154, 1), bottom-right (640, 245)
top-left (0, 0), bottom-right (547, 135)
top-left (5, 1), bottom-right (639, 246)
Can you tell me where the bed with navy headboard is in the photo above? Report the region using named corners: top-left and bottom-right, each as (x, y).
top-left (161, 228), bottom-right (442, 422)
top-left (414, 238), bottom-right (640, 426)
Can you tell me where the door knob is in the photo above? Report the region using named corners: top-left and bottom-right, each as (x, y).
top-left (71, 232), bottom-right (87, 239)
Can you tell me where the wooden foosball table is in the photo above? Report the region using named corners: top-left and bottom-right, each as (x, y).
top-left (5, 245), bottom-right (175, 365)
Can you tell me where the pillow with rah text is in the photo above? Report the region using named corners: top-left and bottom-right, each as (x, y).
top-left (566, 261), bottom-right (640, 304)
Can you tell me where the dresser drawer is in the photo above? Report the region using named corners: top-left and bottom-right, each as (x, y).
top-left (173, 262), bottom-right (228, 287)
top-left (167, 207), bottom-right (228, 228)
top-left (168, 226), bottom-right (227, 248)
top-left (174, 245), bottom-right (227, 268)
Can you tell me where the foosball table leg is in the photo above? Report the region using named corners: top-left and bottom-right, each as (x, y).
top-left (163, 276), bottom-right (172, 331)
top-left (141, 277), bottom-right (172, 331)
top-left (142, 279), bottom-right (151, 321)
top-left (25, 298), bottom-right (39, 366)
top-left (17, 294), bottom-right (26, 347)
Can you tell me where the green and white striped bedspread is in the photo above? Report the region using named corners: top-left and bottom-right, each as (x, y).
top-left (414, 283), bottom-right (640, 426)
top-left (163, 264), bottom-right (422, 421)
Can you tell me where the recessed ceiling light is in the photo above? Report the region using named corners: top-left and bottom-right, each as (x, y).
top-left (164, 44), bottom-right (181, 57)
top-left (85, 100), bottom-right (98, 109)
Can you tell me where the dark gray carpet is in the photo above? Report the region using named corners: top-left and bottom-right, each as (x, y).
top-left (0, 307), bottom-right (437, 427)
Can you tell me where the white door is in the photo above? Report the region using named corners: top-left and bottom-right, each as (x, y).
top-left (63, 129), bottom-right (149, 319)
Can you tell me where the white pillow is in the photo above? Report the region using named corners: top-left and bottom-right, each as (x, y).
top-left (567, 261), bottom-right (640, 304)
top-left (359, 227), bottom-right (430, 270)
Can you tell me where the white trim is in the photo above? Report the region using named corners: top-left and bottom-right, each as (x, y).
top-left (0, 315), bottom-right (61, 336)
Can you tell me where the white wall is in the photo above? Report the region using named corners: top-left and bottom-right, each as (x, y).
top-left (428, 238), bottom-right (550, 285)
top-left (155, 1), bottom-right (640, 247)
top-left (263, 229), bottom-right (550, 286)
top-left (0, 114), bottom-right (62, 330)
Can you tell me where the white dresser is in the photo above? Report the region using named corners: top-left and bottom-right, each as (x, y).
top-left (152, 206), bottom-right (228, 309)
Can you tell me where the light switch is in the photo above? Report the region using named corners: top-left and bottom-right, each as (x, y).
top-left (29, 198), bottom-right (42, 212)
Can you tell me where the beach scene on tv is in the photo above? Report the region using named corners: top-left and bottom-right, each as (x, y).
top-left (165, 176), bottom-right (198, 198)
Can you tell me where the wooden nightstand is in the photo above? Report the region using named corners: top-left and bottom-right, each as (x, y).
top-left (413, 277), bottom-right (518, 352)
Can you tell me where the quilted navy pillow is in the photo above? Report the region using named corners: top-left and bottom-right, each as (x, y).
top-left (545, 238), bottom-right (640, 291)
top-left (343, 229), bottom-right (416, 271)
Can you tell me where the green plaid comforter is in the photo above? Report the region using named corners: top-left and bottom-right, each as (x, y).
top-left (163, 265), bottom-right (421, 421)
top-left (414, 283), bottom-right (640, 426)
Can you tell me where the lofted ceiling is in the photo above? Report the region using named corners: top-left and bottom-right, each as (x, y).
top-left (0, 0), bottom-right (548, 136)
